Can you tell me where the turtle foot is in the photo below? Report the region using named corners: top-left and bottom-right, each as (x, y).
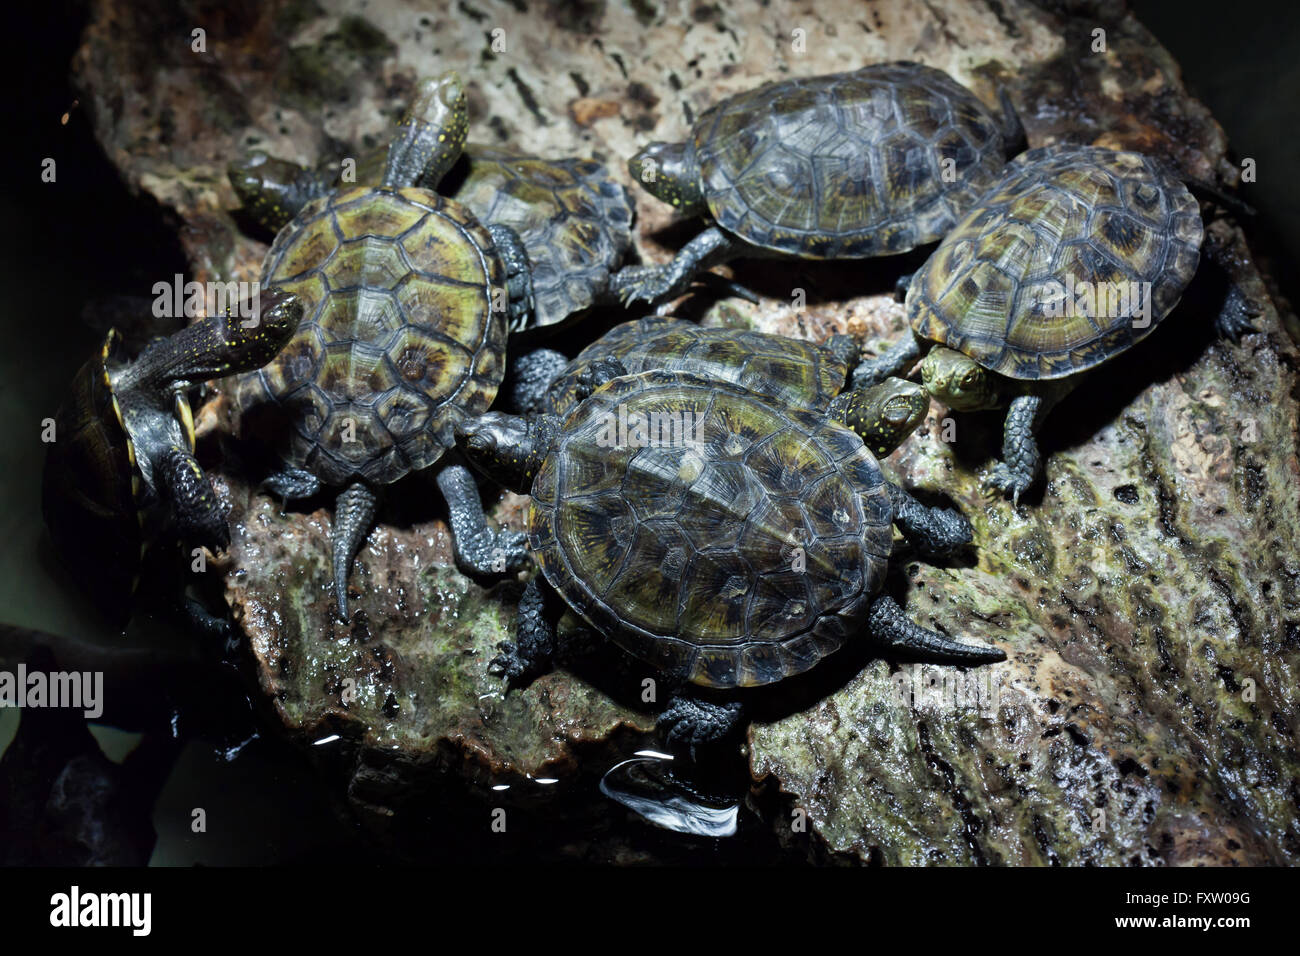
top-left (612, 265), bottom-right (687, 307)
top-left (982, 462), bottom-right (1034, 505)
top-left (263, 467), bottom-right (322, 502)
top-left (574, 357), bottom-right (629, 401)
top-left (456, 527), bottom-right (530, 577)
top-left (1215, 286), bottom-right (1261, 342)
top-left (657, 697), bottom-right (745, 762)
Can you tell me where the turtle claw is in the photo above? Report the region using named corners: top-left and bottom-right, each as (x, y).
top-left (613, 265), bottom-right (686, 307)
top-left (657, 697), bottom-right (744, 762)
top-left (982, 463), bottom-right (1031, 504)
top-left (457, 527), bottom-right (529, 576)
top-left (488, 641), bottom-right (530, 684)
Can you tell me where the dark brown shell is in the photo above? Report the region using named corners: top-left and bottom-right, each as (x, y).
top-left (910, 144), bottom-right (1203, 379)
top-left (233, 186), bottom-right (508, 486)
top-left (445, 145), bottom-right (634, 328)
top-left (529, 370), bottom-right (893, 690)
top-left (544, 317), bottom-right (849, 416)
top-left (695, 62), bottom-right (1008, 258)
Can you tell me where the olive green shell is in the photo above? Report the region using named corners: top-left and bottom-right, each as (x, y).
top-left (41, 331), bottom-right (194, 622)
top-left (694, 62), bottom-right (1008, 258)
top-left (233, 186), bottom-right (507, 486)
top-left (545, 317), bottom-right (849, 416)
top-left (445, 145), bottom-right (634, 328)
top-left (909, 144), bottom-right (1203, 380)
top-left (530, 370), bottom-right (893, 690)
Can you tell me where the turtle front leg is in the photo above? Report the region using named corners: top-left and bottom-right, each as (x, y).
top-left (434, 458), bottom-right (529, 577)
top-left (657, 695), bottom-right (745, 762)
top-left (887, 483), bottom-right (972, 558)
top-left (611, 226), bottom-right (742, 307)
top-left (851, 335), bottom-right (923, 389)
top-left (490, 575), bottom-right (556, 687)
top-left (867, 594), bottom-right (1005, 664)
top-left (158, 445), bottom-right (229, 552)
top-left (983, 394), bottom-right (1048, 504)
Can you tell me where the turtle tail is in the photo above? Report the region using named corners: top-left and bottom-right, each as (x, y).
top-left (332, 481), bottom-right (378, 622)
top-left (867, 594), bottom-right (1005, 665)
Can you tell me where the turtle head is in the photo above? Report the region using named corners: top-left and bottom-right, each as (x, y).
top-left (128, 289), bottom-right (305, 391)
top-left (457, 412), bottom-right (561, 494)
top-left (918, 347), bottom-right (1000, 412)
top-left (628, 141), bottom-right (705, 215)
top-left (830, 377), bottom-right (929, 458)
top-left (228, 151), bottom-right (323, 233)
top-left (385, 72), bottom-right (468, 189)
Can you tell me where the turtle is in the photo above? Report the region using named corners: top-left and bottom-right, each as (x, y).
top-left (227, 73), bottom-right (535, 620)
top-left (457, 369), bottom-right (1004, 756)
top-left (231, 142), bottom-right (634, 333)
top-left (540, 315), bottom-right (931, 461)
top-left (611, 61), bottom-right (1023, 307)
top-left (851, 143), bottom-right (1259, 502)
top-left (42, 290), bottom-right (303, 624)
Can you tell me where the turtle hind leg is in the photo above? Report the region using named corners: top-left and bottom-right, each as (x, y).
top-left (657, 695), bottom-right (745, 762)
top-left (489, 576), bottom-right (556, 688)
top-left (867, 594), bottom-right (1005, 665)
top-left (434, 458), bottom-right (529, 577)
top-left (159, 445), bottom-right (229, 552)
top-left (573, 357), bottom-right (628, 402)
top-left (887, 482), bottom-right (972, 559)
top-left (263, 467), bottom-right (322, 503)
top-left (331, 482), bottom-right (379, 622)
top-left (504, 347), bottom-right (569, 414)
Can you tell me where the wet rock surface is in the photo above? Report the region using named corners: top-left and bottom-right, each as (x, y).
top-left (73, 0), bottom-right (1299, 862)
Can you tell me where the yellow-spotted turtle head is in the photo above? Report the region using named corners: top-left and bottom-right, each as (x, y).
top-left (828, 376), bottom-right (929, 458)
top-left (628, 141), bottom-right (706, 217)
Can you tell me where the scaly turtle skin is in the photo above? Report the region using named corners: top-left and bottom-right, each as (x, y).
top-left (229, 73), bottom-right (531, 620)
top-left (542, 316), bottom-right (928, 460)
top-left (458, 370), bottom-right (1002, 757)
top-left (42, 290), bottom-right (303, 624)
top-left (612, 61), bottom-right (1022, 306)
top-left (854, 143), bottom-right (1254, 502)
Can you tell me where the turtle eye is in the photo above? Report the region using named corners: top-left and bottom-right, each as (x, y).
top-left (883, 406), bottom-right (910, 425)
top-left (960, 369), bottom-right (979, 388)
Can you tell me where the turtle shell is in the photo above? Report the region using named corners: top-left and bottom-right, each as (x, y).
top-left (444, 145), bottom-right (634, 329)
top-left (41, 331), bottom-right (190, 622)
top-left (530, 370), bottom-right (894, 690)
top-left (233, 186), bottom-right (508, 486)
top-left (909, 144), bottom-right (1203, 380)
top-left (544, 317), bottom-right (849, 416)
top-left (694, 62), bottom-right (1008, 259)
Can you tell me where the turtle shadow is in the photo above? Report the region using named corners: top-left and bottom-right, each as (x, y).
top-left (635, 219), bottom-right (934, 312)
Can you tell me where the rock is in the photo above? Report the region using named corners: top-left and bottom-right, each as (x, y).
top-left (72, 0), bottom-right (1299, 862)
